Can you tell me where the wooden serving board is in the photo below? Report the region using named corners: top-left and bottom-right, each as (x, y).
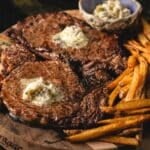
top-left (0, 10), bottom-right (118, 150)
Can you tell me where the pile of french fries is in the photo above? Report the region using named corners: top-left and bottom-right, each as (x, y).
top-left (65, 19), bottom-right (150, 147)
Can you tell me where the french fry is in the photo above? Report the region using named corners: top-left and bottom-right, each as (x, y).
top-left (135, 56), bottom-right (148, 98)
top-left (108, 85), bottom-right (120, 106)
top-left (127, 55), bottom-right (138, 68)
top-left (128, 40), bottom-right (150, 53)
top-left (125, 66), bottom-right (140, 101)
top-left (138, 33), bottom-right (150, 47)
top-left (98, 115), bottom-right (142, 125)
top-left (141, 53), bottom-right (150, 64)
top-left (118, 74), bottom-right (132, 87)
top-left (100, 136), bottom-right (140, 146)
top-left (115, 99), bottom-right (150, 111)
top-left (124, 44), bottom-right (139, 56)
top-left (142, 19), bottom-right (150, 40)
top-left (119, 128), bottom-right (142, 136)
top-left (101, 99), bottom-right (150, 113)
top-left (124, 108), bottom-right (150, 115)
top-left (67, 114), bottom-right (150, 142)
top-left (119, 84), bottom-right (129, 99)
top-left (107, 68), bottom-right (133, 90)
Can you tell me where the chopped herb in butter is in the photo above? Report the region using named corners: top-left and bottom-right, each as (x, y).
top-left (94, 0), bottom-right (131, 21)
top-left (52, 25), bottom-right (89, 49)
top-left (21, 78), bottom-right (64, 106)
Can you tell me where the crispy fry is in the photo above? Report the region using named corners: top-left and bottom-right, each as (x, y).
top-left (127, 55), bottom-right (138, 68)
top-left (100, 136), bottom-right (140, 146)
top-left (107, 68), bottom-right (133, 90)
top-left (138, 33), bottom-right (150, 47)
top-left (141, 53), bottom-right (150, 64)
top-left (142, 19), bottom-right (150, 40)
top-left (135, 56), bottom-right (148, 98)
top-left (125, 66), bottom-right (140, 101)
top-left (116, 99), bottom-right (150, 111)
top-left (98, 115), bottom-right (142, 125)
top-left (118, 74), bottom-right (132, 87)
top-left (101, 99), bottom-right (150, 113)
top-left (119, 128), bottom-right (142, 136)
top-left (128, 40), bottom-right (150, 53)
top-left (108, 85), bottom-right (120, 106)
top-left (119, 84), bottom-right (129, 99)
top-left (124, 44), bottom-right (139, 56)
top-left (67, 114), bottom-right (150, 142)
top-left (124, 108), bottom-right (150, 115)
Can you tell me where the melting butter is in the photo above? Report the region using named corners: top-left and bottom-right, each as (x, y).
top-left (21, 77), bottom-right (64, 106)
top-left (52, 25), bottom-right (89, 49)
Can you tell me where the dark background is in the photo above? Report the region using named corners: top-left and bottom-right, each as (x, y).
top-left (0, 0), bottom-right (149, 32)
top-left (0, 0), bottom-right (149, 150)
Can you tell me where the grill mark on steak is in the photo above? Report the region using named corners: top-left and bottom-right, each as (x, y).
top-left (6, 12), bottom-right (127, 89)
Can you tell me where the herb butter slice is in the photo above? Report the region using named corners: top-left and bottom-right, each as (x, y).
top-left (52, 25), bottom-right (89, 49)
top-left (21, 77), bottom-right (64, 107)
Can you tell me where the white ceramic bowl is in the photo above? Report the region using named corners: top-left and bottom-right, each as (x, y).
top-left (79, 0), bottom-right (142, 31)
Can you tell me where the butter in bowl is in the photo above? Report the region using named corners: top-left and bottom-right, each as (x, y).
top-left (79, 0), bottom-right (142, 31)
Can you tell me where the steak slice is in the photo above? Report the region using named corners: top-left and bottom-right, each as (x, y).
top-left (1, 60), bottom-right (108, 129)
top-left (6, 12), bottom-right (127, 89)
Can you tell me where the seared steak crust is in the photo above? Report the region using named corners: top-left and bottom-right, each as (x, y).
top-left (1, 43), bottom-right (36, 77)
top-left (1, 60), bottom-right (92, 128)
top-left (6, 12), bottom-right (127, 88)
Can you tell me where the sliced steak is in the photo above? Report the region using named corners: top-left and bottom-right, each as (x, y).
top-left (6, 12), bottom-right (127, 89)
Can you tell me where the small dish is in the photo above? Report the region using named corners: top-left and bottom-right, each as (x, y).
top-left (79, 0), bottom-right (142, 31)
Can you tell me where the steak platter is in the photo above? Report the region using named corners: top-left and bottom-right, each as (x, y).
top-left (0, 9), bottom-right (149, 150)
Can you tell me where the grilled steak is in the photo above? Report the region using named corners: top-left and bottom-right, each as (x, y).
top-left (6, 12), bottom-right (127, 89)
top-left (0, 12), bottom-right (127, 129)
top-left (1, 60), bottom-right (105, 128)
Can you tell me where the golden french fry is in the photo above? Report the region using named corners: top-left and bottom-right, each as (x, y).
top-left (135, 56), bottom-right (148, 98)
top-left (119, 128), bottom-right (142, 136)
top-left (124, 108), bottom-right (150, 115)
top-left (124, 44), bottom-right (139, 56)
top-left (138, 33), bottom-right (150, 47)
top-left (126, 40), bottom-right (150, 54)
top-left (67, 114), bottom-right (150, 142)
top-left (100, 136), bottom-right (140, 146)
top-left (116, 99), bottom-right (150, 111)
top-left (141, 53), bottom-right (150, 64)
top-left (127, 55), bottom-right (138, 68)
top-left (119, 84), bottom-right (129, 99)
top-left (118, 74), bottom-right (132, 87)
top-left (107, 68), bottom-right (133, 90)
top-left (125, 66), bottom-right (140, 101)
top-left (98, 115), bottom-right (142, 125)
top-left (108, 85), bottom-right (120, 106)
top-left (142, 19), bottom-right (150, 40)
